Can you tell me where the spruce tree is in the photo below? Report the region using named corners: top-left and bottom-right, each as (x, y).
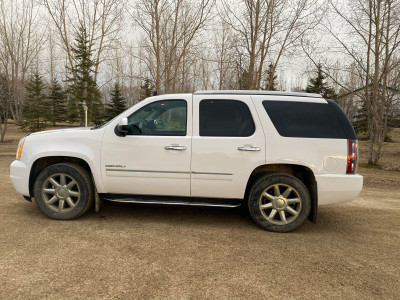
top-left (265, 63), bottom-right (278, 91)
top-left (239, 70), bottom-right (251, 90)
top-left (139, 78), bottom-right (154, 101)
top-left (305, 64), bottom-right (338, 99)
top-left (353, 94), bottom-right (394, 141)
top-left (66, 26), bottom-right (102, 125)
top-left (48, 79), bottom-right (67, 125)
top-left (21, 73), bottom-right (49, 131)
top-left (104, 83), bottom-right (126, 120)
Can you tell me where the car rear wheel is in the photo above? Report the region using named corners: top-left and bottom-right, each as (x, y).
top-left (33, 163), bottom-right (93, 220)
top-left (248, 174), bottom-right (311, 232)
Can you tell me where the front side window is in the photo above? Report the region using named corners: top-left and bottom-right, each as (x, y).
top-left (127, 100), bottom-right (187, 136)
top-left (200, 100), bottom-right (255, 137)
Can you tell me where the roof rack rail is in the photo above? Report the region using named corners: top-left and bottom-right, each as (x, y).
top-left (194, 90), bottom-right (323, 98)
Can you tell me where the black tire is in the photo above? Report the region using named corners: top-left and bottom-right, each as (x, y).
top-left (33, 163), bottom-right (93, 220)
top-left (248, 174), bottom-right (311, 232)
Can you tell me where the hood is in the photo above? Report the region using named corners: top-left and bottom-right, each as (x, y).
top-left (28, 127), bottom-right (93, 137)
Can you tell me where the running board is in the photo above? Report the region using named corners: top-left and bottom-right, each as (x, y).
top-left (100, 194), bottom-right (243, 208)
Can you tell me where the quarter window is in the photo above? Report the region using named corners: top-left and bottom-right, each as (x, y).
top-left (200, 100), bottom-right (255, 137)
top-left (262, 100), bottom-right (347, 139)
top-left (127, 100), bottom-right (187, 136)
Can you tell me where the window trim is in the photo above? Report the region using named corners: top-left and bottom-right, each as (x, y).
top-left (199, 99), bottom-right (256, 137)
top-left (127, 99), bottom-right (188, 137)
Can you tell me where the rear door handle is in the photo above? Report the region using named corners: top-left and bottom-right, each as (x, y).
top-left (238, 146), bottom-right (261, 151)
top-left (164, 145), bottom-right (187, 151)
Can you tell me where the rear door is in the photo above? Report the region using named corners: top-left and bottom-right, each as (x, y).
top-left (191, 94), bottom-right (265, 199)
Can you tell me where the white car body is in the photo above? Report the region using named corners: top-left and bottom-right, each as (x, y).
top-left (10, 91), bottom-right (363, 226)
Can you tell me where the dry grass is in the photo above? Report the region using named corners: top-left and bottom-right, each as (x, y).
top-left (0, 122), bottom-right (29, 156)
top-left (358, 127), bottom-right (400, 172)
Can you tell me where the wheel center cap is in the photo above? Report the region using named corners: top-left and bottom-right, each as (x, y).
top-left (274, 197), bottom-right (287, 209)
top-left (56, 187), bottom-right (69, 199)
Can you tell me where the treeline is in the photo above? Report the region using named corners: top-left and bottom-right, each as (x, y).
top-left (17, 27), bottom-right (152, 131)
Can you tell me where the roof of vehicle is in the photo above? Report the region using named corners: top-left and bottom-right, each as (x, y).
top-left (194, 90), bottom-right (323, 99)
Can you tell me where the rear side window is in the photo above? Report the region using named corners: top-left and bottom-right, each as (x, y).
top-left (262, 100), bottom-right (346, 138)
top-left (200, 100), bottom-right (255, 137)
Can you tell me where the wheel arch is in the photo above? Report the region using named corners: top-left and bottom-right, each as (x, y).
top-left (245, 163), bottom-right (318, 223)
top-left (29, 156), bottom-right (94, 198)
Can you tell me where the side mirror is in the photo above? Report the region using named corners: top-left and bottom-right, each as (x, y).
top-left (117, 117), bottom-right (128, 134)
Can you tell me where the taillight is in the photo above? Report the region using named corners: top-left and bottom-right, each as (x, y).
top-left (346, 139), bottom-right (358, 174)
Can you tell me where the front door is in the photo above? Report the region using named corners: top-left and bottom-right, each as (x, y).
top-left (101, 96), bottom-right (192, 196)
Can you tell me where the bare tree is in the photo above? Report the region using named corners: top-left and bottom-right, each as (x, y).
top-left (135, 0), bottom-right (213, 94)
top-left (326, 0), bottom-right (400, 165)
top-left (220, 0), bottom-right (320, 90)
top-left (40, 0), bottom-right (125, 83)
top-left (0, 73), bottom-right (9, 142)
top-left (0, 0), bottom-right (44, 126)
top-left (211, 21), bottom-right (239, 89)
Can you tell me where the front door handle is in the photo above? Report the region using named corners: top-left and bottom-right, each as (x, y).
top-left (164, 145), bottom-right (187, 151)
top-left (238, 146), bottom-right (261, 151)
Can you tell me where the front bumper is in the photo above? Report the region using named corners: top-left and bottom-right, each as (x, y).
top-left (10, 160), bottom-right (30, 196)
top-left (316, 174), bottom-right (363, 205)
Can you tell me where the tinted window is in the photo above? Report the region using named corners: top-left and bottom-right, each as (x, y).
top-left (200, 100), bottom-right (255, 137)
top-left (262, 100), bottom-right (346, 139)
top-left (127, 100), bottom-right (187, 136)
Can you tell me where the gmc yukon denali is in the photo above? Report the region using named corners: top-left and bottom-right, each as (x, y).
top-left (10, 90), bottom-right (363, 232)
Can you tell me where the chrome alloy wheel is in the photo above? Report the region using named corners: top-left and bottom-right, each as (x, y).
top-left (41, 173), bottom-right (81, 213)
top-left (258, 183), bottom-right (302, 225)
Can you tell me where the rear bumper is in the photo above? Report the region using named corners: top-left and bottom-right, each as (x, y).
top-left (316, 174), bottom-right (363, 205)
top-left (10, 160), bottom-right (30, 196)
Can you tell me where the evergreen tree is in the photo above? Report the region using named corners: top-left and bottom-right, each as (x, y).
top-left (354, 92), bottom-right (395, 141)
top-left (139, 78), bottom-right (154, 101)
top-left (265, 63), bottom-right (278, 91)
top-left (239, 70), bottom-right (251, 90)
top-left (104, 83), bottom-right (126, 120)
top-left (305, 64), bottom-right (338, 99)
top-left (66, 26), bottom-right (102, 125)
top-left (48, 79), bottom-right (67, 125)
top-left (20, 73), bottom-right (49, 131)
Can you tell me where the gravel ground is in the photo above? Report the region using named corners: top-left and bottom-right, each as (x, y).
top-left (1, 154), bottom-right (399, 299)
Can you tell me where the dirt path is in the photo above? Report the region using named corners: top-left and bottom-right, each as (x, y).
top-left (1, 154), bottom-right (399, 299)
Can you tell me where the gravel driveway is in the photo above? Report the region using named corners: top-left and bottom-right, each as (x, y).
top-left (1, 155), bottom-right (399, 299)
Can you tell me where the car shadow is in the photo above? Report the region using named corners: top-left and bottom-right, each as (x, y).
top-left (80, 200), bottom-right (368, 235)
top-left (84, 200), bottom-right (256, 229)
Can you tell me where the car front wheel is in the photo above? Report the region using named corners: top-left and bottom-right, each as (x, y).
top-left (33, 163), bottom-right (93, 220)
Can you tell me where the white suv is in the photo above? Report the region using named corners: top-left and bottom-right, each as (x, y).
top-left (10, 91), bottom-right (363, 232)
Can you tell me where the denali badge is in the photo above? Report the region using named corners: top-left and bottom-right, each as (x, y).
top-left (105, 165), bottom-right (126, 168)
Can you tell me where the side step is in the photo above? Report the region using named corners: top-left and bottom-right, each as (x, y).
top-left (99, 194), bottom-right (243, 208)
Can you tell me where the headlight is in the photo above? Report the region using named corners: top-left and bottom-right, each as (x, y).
top-left (16, 137), bottom-right (25, 160)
